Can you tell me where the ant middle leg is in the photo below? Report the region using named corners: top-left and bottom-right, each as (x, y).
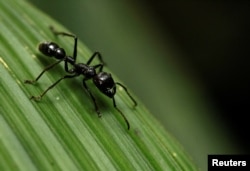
top-left (82, 80), bottom-right (101, 117)
top-left (24, 60), bottom-right (63, 84)
top-left (30, 74), bottom-right (78, 101)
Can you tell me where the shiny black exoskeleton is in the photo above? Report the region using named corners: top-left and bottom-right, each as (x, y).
top-left (24, 27), bottom-right (137, 129)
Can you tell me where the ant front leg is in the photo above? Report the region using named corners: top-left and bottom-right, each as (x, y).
top-left (87, 52), bottom-right (106, 67)
top-left (50, 26), bottom-right (78, 60)
top-left (82, 79), bottom-right (101, 117)
top-left (115, 82), bottom-right (137, 107)
top-left (112, 97), bottom-right (130, 130)
top-left (93, 63), bottom-right (104, 72)
top-left (24, 60), bottom-right (62, 84)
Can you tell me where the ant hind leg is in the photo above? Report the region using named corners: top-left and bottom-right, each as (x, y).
top-left (49, 26), bottom-right (78, 60)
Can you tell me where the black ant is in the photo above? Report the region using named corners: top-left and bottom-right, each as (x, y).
top-left (24, 27), bottom-right (137, 130)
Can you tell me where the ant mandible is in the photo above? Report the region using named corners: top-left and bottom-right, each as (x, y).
top-left (24, 26), bottom-right (137, 130)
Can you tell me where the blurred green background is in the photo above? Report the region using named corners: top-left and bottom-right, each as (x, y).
top-left (28, 0), bottom-right (250, 170)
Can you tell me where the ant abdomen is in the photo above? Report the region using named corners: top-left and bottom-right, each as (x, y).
top-left (38, 42), bottom-right (66, 60)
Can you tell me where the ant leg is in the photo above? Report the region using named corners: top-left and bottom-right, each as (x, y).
top-left (87, 52), bottom-right (106, 66)
top-left (93, 63), bottom-right (104, 72)
top-left (64, 60), bottom-right (76, 74)
top-left (112, 97), bottom-right (130, 130)
top-left (82, 80), bottom-right (101, 117)
top-left (115, 82), bottom-right (137, 107)
top-left (50, 26), bottom-right (78, 60)
top-left (50, 27), bottom-right (105, 66)
top-left (30, 74), bottom-right (78, 101)
top-left (24, 60), bottom-right (63, 84)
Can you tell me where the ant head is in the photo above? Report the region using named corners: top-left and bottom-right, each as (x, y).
top-left (38, 42), bottom-right (65, 60)
top-left (93, 72), bottom-right (116, 98)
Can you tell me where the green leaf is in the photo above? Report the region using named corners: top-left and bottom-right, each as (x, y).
top-left (0, 0), bottom-right (198, 170)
